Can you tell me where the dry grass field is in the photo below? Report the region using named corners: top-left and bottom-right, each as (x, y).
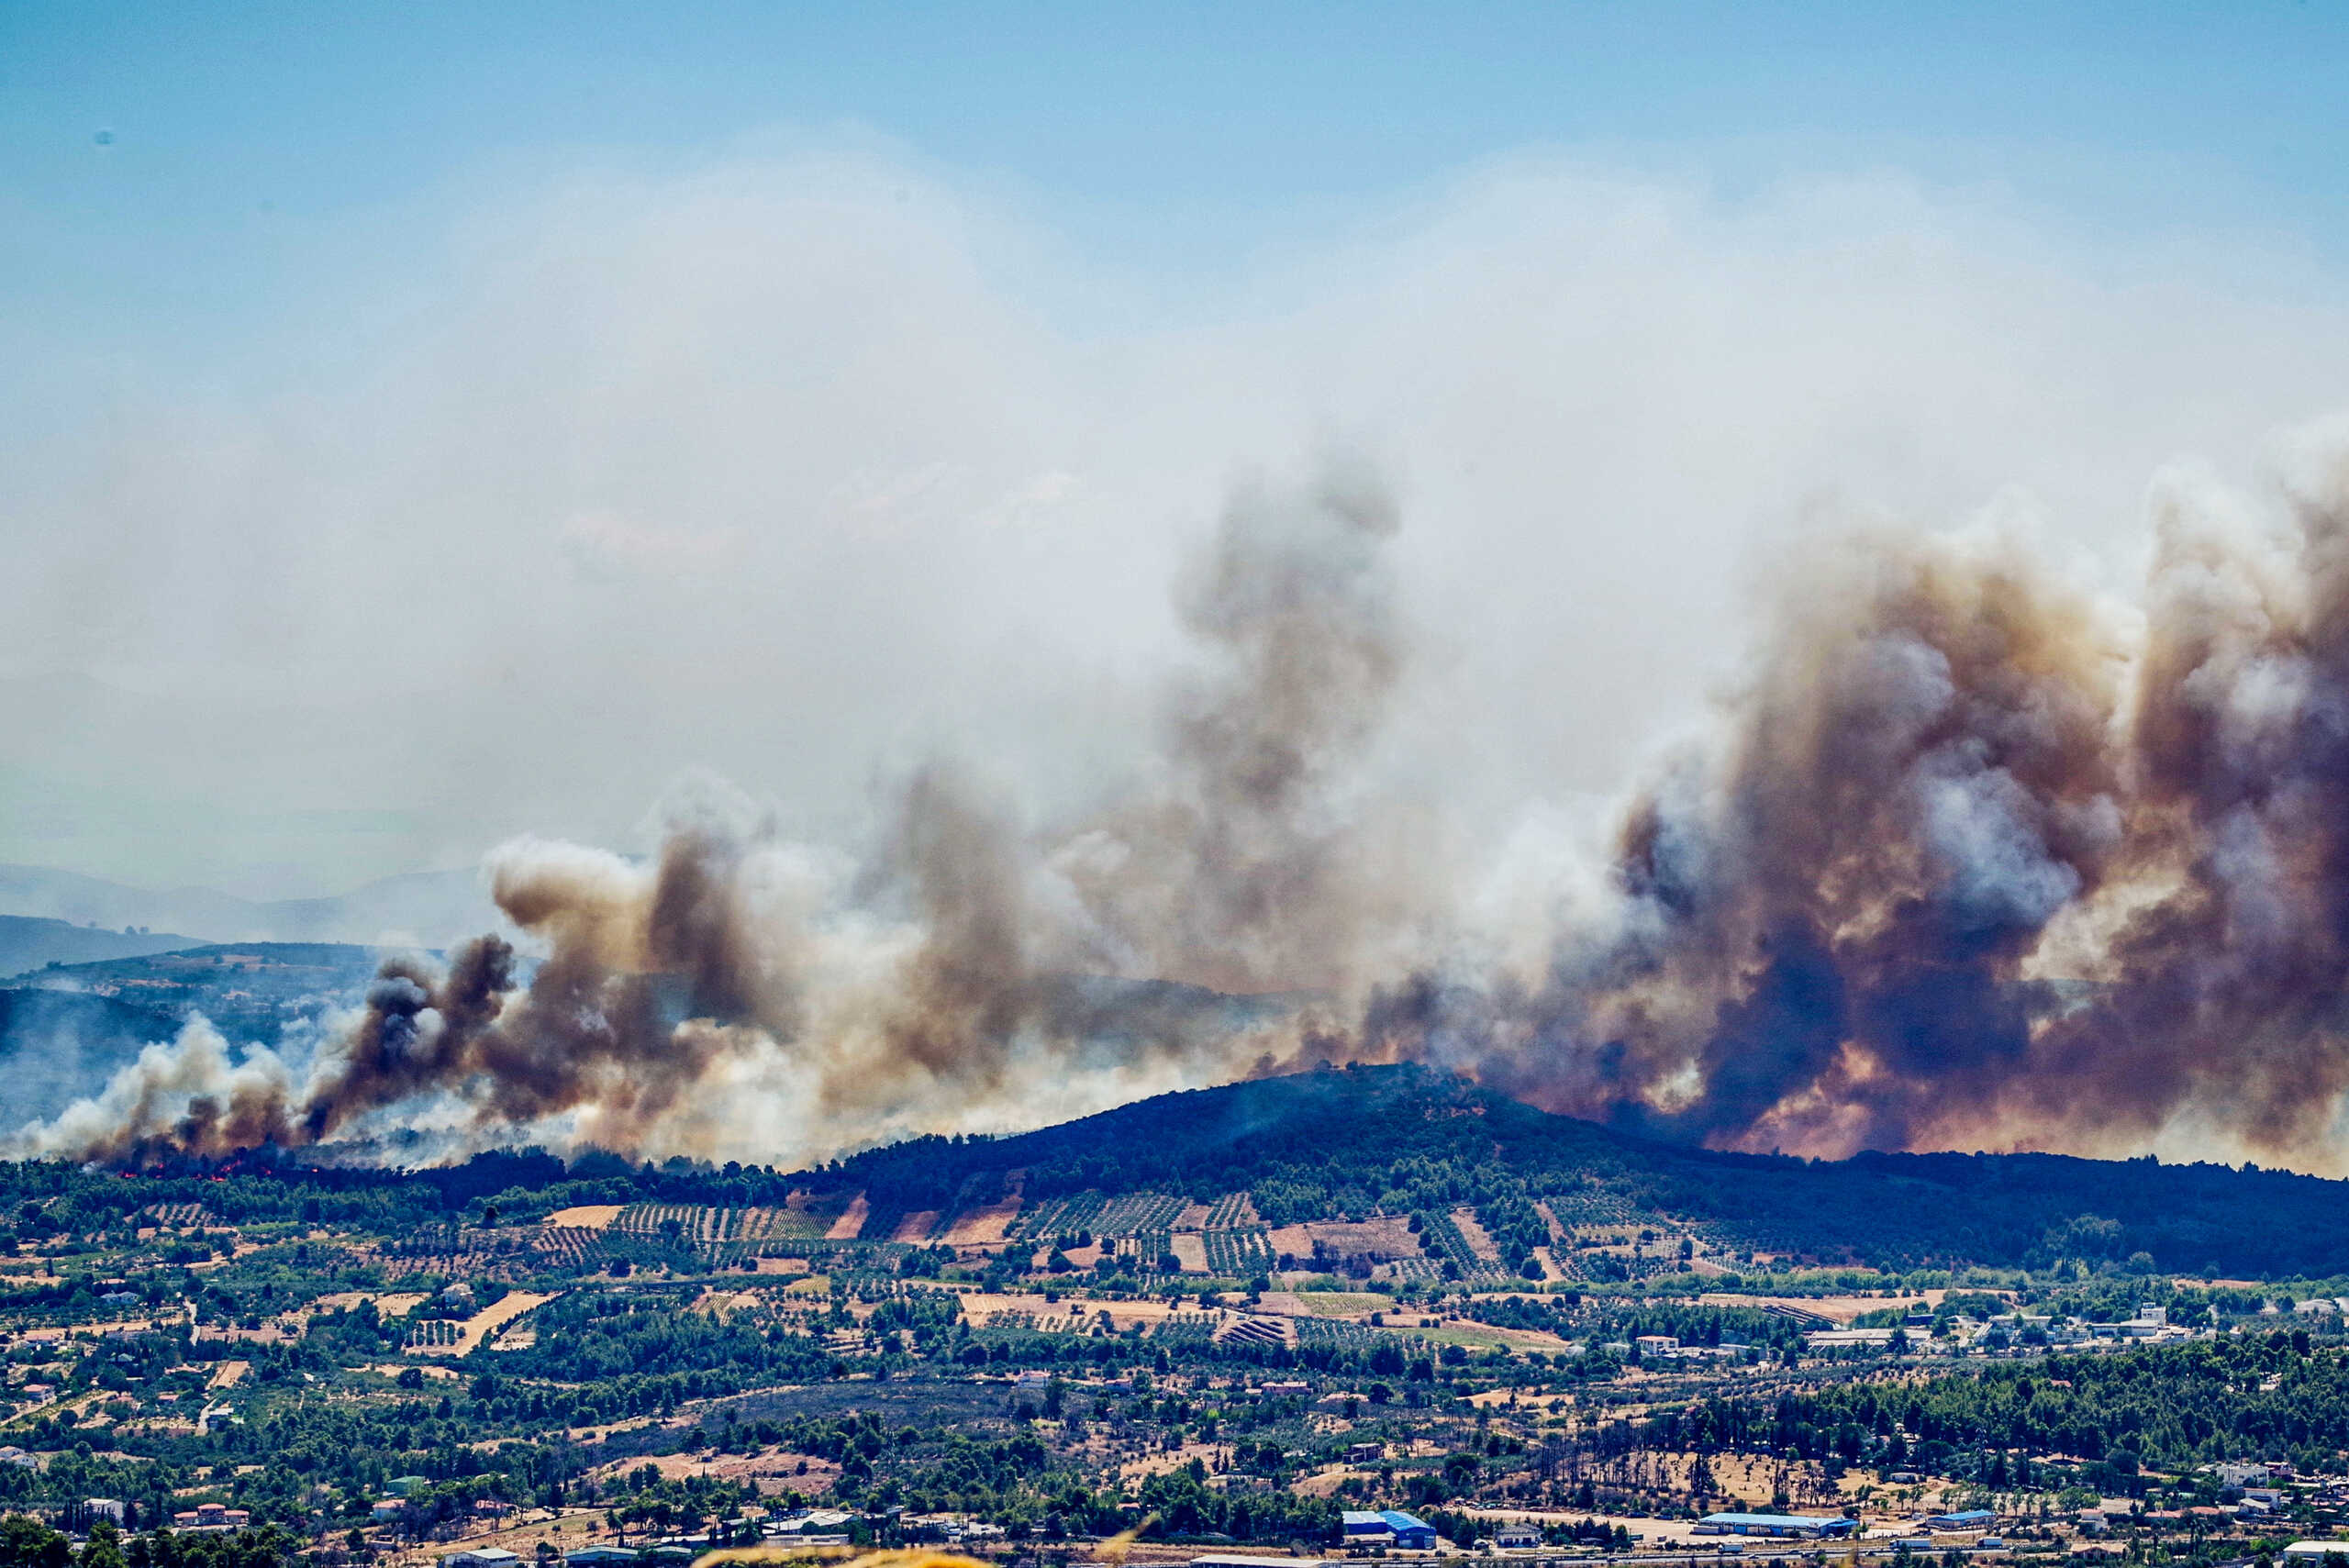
top-left (941, 1196), bottom-right (1023, 1244)
top-left (1697, 1289), bottom-right (1951, 1324)
top-left (449, 1290), bottom-right (557, 1355)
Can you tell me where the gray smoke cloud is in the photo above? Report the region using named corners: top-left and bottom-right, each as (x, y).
top-left (17, 462), bottom-right (1417, 1163)
top-left (30, 422), bottom-right (2349, 1173)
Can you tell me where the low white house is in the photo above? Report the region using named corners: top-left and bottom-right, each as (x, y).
top-left (440, 1550), bottom-right (521, 1568)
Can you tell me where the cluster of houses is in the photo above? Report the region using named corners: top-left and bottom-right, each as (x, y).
top-left (166, 1503), bottom-right (252, 1532)
top-left (1803, 1296), bottom-right (2349, 1360)
top-left (1806, 1304), bottom-right (2199, 1355)
top-left (438, 1547), bottom-right (757, 1568)
top-left (1625, 1335), bottom-right (1752, 1363)
top-left (443, 1545), bottom-right (684, 1568)
top-left (368, 1473), bottom-right (439, 1523)
top-left (439, 1508), bottom-right (953, 1568)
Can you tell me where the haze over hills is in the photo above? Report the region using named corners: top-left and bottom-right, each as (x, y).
top-left (0, 942), bottom-right (402, 1138)
top-left (0, 913), bottom-right (204, 980)
top-left (0, 862), bottom-right (502, 949)
top-left (0, 865), bottom-right (496, 1140)
top-left (0, 987), bottom-right (184, 1131)
top-left (10, 942), bottom-right (402, 1051)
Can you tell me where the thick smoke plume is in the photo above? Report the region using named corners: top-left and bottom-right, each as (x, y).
top-left (29, 428), bottom-right (2349, 1172)
top-left (1370, 429), bottom-right (2349, 1167)
top-left (17, 465), bottom-right (1424, 1164)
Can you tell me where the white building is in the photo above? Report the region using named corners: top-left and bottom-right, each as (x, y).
top-left (440, 1551), bottom-right (522, 1568)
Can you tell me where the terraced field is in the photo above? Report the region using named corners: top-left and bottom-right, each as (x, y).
top-left (1145, 1313), bottom-right (1218, 1352)
top-left (1095, 1192), bottom-right (1189, 1235)
top-left (1202, 1193), bottom-right (1257, 1229)
top-left (1293, 1315), bottom-right (1405, 1357)
top-left (531, 1226), bottom-right (605, 1268)
top-left (1008, 1192), bottom-right (1106, 1240)
top-left (1009, 1190), bottom-right (1188, 1240)
top-left (1413, 1210), bottom-right (1508, 1284)
top-left (1203, 1227), bottom-right (1275, 1276)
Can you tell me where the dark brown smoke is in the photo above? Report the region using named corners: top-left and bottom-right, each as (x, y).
top-left (36, 823), bottom-right (796, 1164)
top-left (1364, 439), bottom-right (2349, 1167)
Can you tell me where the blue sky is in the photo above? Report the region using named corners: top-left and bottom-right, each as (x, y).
top-left (5, 4), bottom-right (2349, 900)
top-left (8, 2), bottom-right (2349, 370)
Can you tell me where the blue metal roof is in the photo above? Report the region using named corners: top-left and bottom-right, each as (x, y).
top-left (1381, 1512), bottom-right (1433, 1531)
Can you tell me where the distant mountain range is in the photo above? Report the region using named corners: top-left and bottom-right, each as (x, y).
top-left (0, 914), bottom-right (205, 981)
top-left (0, 862), bottom-right (502, 949)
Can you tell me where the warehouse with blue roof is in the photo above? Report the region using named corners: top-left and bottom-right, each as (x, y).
top-left (1925, 1511), bottom-right (1998, 1531)
top-left (1697, 1513), bottom-right (1858, 1540)
top-left (1341, 1511), bottom-right (1438, 1550)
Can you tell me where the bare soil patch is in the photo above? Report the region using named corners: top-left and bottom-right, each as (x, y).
top-left (451, 1291), bottom-right (557, 1355)
top-left (1451, 1207), bottom-right (1502, 1262)
top-left (1698, 1290), bottom-right (1944, 1325)
top-left (941, 1199), bottom-right (1022, 1245)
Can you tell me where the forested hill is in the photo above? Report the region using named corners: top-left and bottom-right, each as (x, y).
top-left (45, 1062), bottom-right (2349, 1282)
top-left (823, 1062), bottom-right (2349, 1278)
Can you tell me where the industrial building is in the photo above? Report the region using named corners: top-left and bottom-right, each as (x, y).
top-left (438, 1551), bottom-right (521, 1568)
top-left (1341, 1510), bottom-right (1439, 1550)
top-left (1925, 1511), bottom-right (1998, 1531)
top-left (1696, 1513), bottom-right (1858, 1540)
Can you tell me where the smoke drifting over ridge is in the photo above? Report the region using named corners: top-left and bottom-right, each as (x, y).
top-left (18, 465), bottom-right (1425, 1165)
top-left (28, 428), bottom-right (2349, 1172)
